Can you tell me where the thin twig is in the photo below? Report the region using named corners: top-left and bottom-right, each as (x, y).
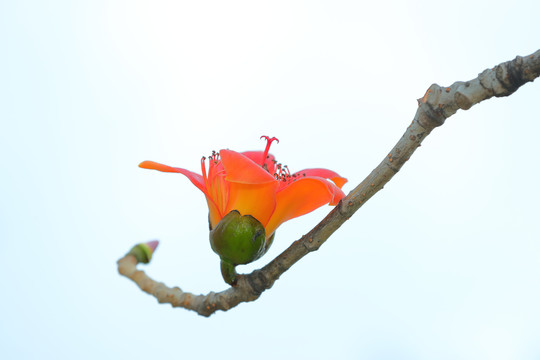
top-left (118, 49), bottom-right (540, 317)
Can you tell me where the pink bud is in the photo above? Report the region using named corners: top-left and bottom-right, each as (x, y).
top-left (146, 240), bottom-right (159, 253)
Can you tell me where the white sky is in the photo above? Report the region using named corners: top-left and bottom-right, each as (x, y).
top-left (1, 1), bottom-right (540, 359)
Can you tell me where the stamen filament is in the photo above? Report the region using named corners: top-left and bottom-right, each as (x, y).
top-left (200, 157), bottom-right (208, 189)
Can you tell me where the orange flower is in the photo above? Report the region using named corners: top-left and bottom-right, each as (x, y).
top-left (139, 136), bottom-right (347, 240)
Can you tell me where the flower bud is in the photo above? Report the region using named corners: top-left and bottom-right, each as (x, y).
top-left (127, 240), bottom-right (159, 264)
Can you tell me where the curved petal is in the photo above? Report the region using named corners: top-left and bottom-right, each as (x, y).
top-left (224, 181), bottom-right (279, 227)
top-left (241, 151), bottom-right (277, 174)
top-left (139, 161), bottom-right (207, 194)
top-left (140, 160), bottom-right (223, 225)
top-left (220, 150), bottom-right (275, 184)
top-left (265, 177), bottom-right (346, 237)
top-left (206, 196), bottom-right (222, 230)
top-left (290, 168), bottom-right (347, 188)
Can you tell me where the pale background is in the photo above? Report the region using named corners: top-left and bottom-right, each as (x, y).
top-left (1, 1), bottom-right (540, 359)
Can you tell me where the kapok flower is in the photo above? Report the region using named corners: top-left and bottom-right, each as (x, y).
top-left (139, 136), bottom-right (347, 285)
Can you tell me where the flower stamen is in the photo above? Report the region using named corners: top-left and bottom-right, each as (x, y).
top-left (273, 163), bottom-right (292, 183)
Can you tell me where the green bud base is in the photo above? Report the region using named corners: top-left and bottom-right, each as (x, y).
top-left (220, 259), bottom-right (238, 286)
top-left (210, 210), bottom-right (277, 285)
top-left (127, 243), bottom-right (153, 264)
top-left (210, 210), bottom-right (267, 265)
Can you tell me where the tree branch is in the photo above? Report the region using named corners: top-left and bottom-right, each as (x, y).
top-left (118, 49), bottom-right (540, 317)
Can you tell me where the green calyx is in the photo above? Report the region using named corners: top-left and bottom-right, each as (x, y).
top-left (210, 210), bottom-right (275, 285)
top-left (210, 210), bottom-right (267, 265)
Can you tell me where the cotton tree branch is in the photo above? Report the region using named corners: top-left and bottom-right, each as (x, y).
top-left (118, 49), bottom-right (540, 317)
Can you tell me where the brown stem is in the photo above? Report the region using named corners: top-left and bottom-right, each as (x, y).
top-left (118, 49), bottom-right (540, 317)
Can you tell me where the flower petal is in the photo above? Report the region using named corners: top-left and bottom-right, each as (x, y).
top-left (224, 181), bottom-right (279, 227)
top-left (241, 151), bottom-right (277, 174)
top-left (140, 160), bottom-right (224, 227)
top-left (220, 150), bottom-right (275, 184)
top-left (291, 168), bottom-right (347, 188)
top-left (265, 177), bottom-right (346, 237)
top-left (139, 160), bottom-right (207, 194)
top-left (206, 196), bottom-right (223, 230)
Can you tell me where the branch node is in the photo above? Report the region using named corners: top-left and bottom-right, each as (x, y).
top-left (247, 269), bottom-right (272, 296)
top-left (384, 161), bottom-right (400, 173)
top-left (496, 55), bottom-right (528, 95)
top-left (454, 91), bottom-right (473, 110)
top-left (417, 84), bottom-right (446, 128)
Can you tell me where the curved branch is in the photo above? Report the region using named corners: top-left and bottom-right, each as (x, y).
top-left (118, 49), bottom-right (540, 317)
